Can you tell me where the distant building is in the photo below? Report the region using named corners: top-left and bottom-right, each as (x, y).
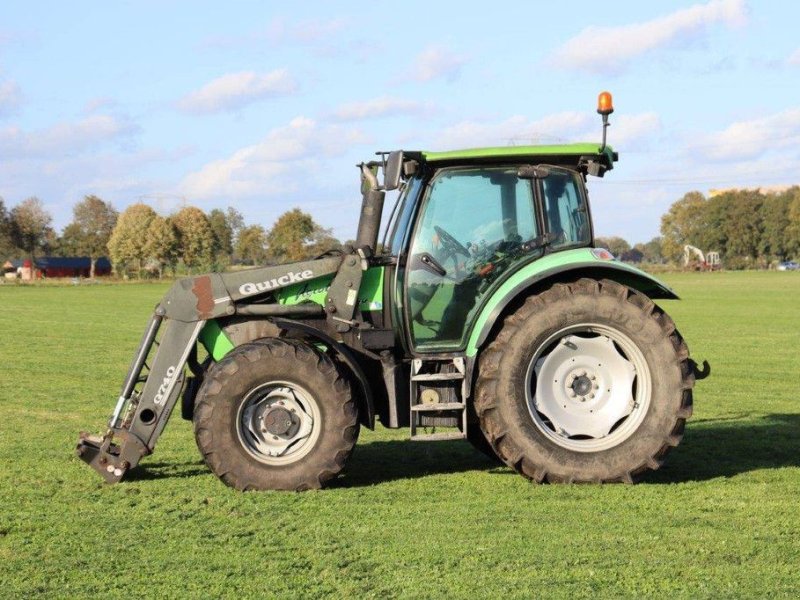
top-left (8, 256), bottom-right (112, 279)
top-left (708, 184), bottom-right (796, 197)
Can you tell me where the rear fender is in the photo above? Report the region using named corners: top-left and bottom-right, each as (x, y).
top-left (466, 249), bottom-right (678, 357)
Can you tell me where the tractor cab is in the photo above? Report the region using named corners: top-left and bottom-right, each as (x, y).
top-left (380, 144), bottom-right (615, 352)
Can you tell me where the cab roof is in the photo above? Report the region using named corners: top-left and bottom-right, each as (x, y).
top-left (421, 143), bottom-right (615, 163)
top-left (412, 143), bottom-right (617, 175)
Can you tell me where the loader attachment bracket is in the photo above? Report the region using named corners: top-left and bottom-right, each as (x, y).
top-left (76, 429), bottom-right (149, 483)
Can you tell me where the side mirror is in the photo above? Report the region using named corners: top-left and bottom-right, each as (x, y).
top-left (383, 151), bottom-right (403, 191)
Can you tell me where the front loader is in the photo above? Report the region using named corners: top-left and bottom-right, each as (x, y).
top-left (77, 92), bottom-right (709, 489)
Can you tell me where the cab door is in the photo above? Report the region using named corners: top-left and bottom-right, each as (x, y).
top-left (403, 166), bottom-right (540, 352)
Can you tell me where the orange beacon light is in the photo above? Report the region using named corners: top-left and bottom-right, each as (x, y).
top-left (597, 91), bottom-right (614, 116)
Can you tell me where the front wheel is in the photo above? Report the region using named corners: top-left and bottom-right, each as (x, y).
top-left (193, 339), bottom-right (359, 491)
top-left (475, 278), bottom-right (694, 483)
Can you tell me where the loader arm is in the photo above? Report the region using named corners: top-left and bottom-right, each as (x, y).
top-left (76, 256), bottom-right (346, 483)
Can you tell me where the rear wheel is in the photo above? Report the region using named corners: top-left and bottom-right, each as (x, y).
top-left (194, 338), bottom-right (359, 491)
top-left (475, 278), bottom-right (693, 483)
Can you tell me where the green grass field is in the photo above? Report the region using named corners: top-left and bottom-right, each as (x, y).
top-left (1, 272), bottom-right (799, 598)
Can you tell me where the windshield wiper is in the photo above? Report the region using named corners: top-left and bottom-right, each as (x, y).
top-left (521, 233), bottom-right (557, 253)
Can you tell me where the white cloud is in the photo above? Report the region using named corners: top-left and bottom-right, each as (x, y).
top-left (0, 79), bottom-right (21, 117)
top-left (788, 48), bottom-right (800, 66)
top-left (201, 17), bottom-right (350, 55)
top-left (177, 69), bottom-right (297, 115)
top-left (0, 114), bottom-right (138, 159)
top-left (433, 111), bottom-right (660, 150)
top-left (83, 96), bottom-right (118, 114)
top-left (0, 147), bottom-right (188, 230)
top-left (181, 117), bottom-right (369, 200)
top-left (332, 97), bottom-right (435, 121)
top-left (612, 113), bottom-right (662, 146)
top-left (264, 17), bottom-right (348, 46)
top-left (689, 108), bottom-right (800, 161)
top-left (550, 0), bottom-right (747, 72)
top-left (409, 45), bottom-right (466, 82)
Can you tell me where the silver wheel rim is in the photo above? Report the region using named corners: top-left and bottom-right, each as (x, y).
top-left (236, 381), bottom-right (321, 465)
top-left (524, 323), bottom-right (651, 453)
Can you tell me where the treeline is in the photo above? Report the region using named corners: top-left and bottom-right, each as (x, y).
top-left (5, 184), bottom-right (799, 277)
top-left (0, 195), bottom-right (341, 278)
top-left (594, 187), bottom-right (800, 269)
top-left (659, 187), bottom-right (800, 269)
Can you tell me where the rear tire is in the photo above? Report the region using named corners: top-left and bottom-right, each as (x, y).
top-left (474, 278), bottom-right (694, 483)
top-left (193, 338), bottom-right (359, 491)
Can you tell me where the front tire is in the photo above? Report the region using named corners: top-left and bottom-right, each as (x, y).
top-left (193, 338), bottom-right (359, 491)
top-left (474, 278), bottom-right (694, 483)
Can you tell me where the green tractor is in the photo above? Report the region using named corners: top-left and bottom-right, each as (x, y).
top-left (77, 93), bottom-right (708, 489)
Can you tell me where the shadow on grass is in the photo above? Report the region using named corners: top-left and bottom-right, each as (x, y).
top-left (124, 461), bottom-right (209, 481)
top-left (122, 413), bottom-right (800, 486)
top-left (332, 439), bottom-right (498, 488)
top-left (646, 412), bottom-right (800, 483)
top-left (338, 412), bottom-right (800, 487)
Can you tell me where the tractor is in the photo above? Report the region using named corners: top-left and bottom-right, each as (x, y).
top-left (77, 93), bottom-right (708, 490)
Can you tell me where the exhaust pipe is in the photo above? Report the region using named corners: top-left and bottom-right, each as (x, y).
top-left (355, 164), bottom-right (385, 251)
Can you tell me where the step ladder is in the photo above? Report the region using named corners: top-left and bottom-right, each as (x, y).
top-left (410, 356), bottom-right (467, 441)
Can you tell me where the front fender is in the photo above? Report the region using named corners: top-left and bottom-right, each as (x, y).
top-left (465, 248), bottom-right (677, 357)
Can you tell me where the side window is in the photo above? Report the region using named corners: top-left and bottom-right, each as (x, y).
top-left (406, 168), bottom-right (538, 349)
top-left (541, 169), bottom-right (591, 248)
top-left (387, 176), bottom-right (424, 255)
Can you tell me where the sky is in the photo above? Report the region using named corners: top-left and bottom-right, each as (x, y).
top-left (1, 0), bottom-right (799, 244)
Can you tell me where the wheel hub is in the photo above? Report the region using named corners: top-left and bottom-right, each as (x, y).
top-left (237, 383), bottom-right (318, 464)
top-left (569, 373), bottom-right (595, 399)
top-left (263, 407), bottom-right (295, 436)
top-left (525, 326), bottom-right (650, 453)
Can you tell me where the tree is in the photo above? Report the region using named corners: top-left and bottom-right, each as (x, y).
top-left (64, 195), bottom-right (118, 278)
top-left (307, 225), bottom-right (341, 257)
top-left (695, 194), bottom-right (728, 258)
top-left (172, 206), bottom-right (215, 272)
top-left (0, 198), bottom-right (17, 258)
top-left (57, 222), bottom-right (84, 257)
top-left (594, 236), bottom-right (631, 258)
top-left (786, 189), bottom-right (800, 260)
top-left (660, 191), bottom-right (707, 263)
top-left (208, 208), bottom-right (233, 267)
top-left (634, 237), bottom-right (663, 264)
top-left (143, 216), bottom-right (178, 278)
top-left (266, 208), bottom-right (340, 263)
top-left (108, 203), bottom-right (157, 277)
top-left (225, 207), bottom-right (244, 244)
top-left (721, 190), bottom-right (763, 262)
top-left (759, 189), bottom-right (794, 261)
top-left (236, 224), bottom-right (268, 265)
top-left (10, 197), bottom-right (52, 276)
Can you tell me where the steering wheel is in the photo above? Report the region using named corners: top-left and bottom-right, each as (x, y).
top-left (434, 225), bottom-right (470, 257)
